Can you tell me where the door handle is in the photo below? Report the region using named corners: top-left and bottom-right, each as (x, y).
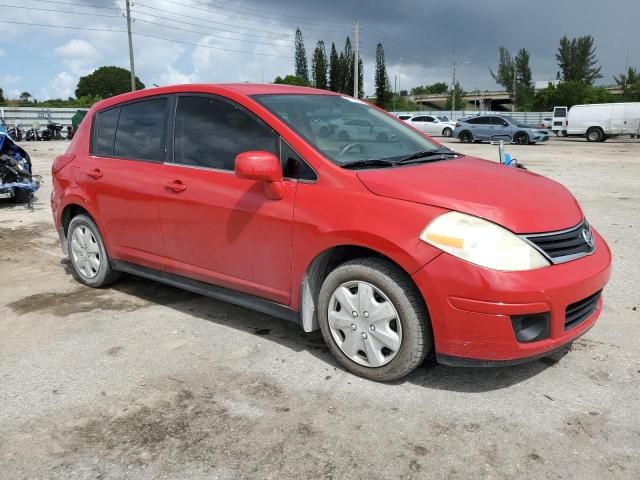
top-left (87, 168), bottom-right (103, 179)
top-left (164, 180), bottom-right (187, 193)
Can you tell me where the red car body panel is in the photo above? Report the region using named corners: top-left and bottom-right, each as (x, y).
top-left (356, 157), bottom-right (583, 233)
top-left (51, 83), bottom-right (613, 365)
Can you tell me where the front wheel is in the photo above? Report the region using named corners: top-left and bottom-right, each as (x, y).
top-left (318, 258), bottom-right (431, 381)
top-left (442, 127), bottom-right (453, 137)
top-left (514, 132), bottom-right (529, 145)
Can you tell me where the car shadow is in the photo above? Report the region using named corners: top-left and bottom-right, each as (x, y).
top-left (60, 265), bottom-right (564, 393)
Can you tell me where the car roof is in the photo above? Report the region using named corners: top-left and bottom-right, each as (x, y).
top-left (92, 83), bottom-right (340, 111)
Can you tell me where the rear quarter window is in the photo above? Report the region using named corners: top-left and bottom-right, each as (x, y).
top-left (91, 107), bottom-right (120, 156)
top-left (113, 98), bottom-right (168, 162)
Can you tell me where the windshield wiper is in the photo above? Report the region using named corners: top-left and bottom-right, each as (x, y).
top-left (341, 158), bottom-right (397, 169)
top-left (397, 149), bottom-right (459, 164)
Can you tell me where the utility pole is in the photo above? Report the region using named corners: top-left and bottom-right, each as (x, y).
top-left (512, 62), bottom-right (516, 112)
top-left (451, 51), bottom-right (457, 119)
top-left (398, 57), bottom-right (403, 96)
top-left (125, 0), bottom-right (136, 92)
top-left (625, 34), bottom-right (632, 88)
top-left (353, 20), bottom-right (359, 98)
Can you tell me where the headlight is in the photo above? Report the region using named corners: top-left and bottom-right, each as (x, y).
top-left (419, 211), bottom-right (550, 271)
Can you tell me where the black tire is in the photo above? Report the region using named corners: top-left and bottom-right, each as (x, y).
top-left (13, 188), bottom-right (32, 204)
top-left (514, 132), bottom-right (529, 145)
top-left (338, 130), bottom-right (350, 141)
top-left (376, 132), bottom-right (388, 142)
top-left (318, 126), bottom-right (330, 138)
top-left (318, 257), bottom-right (431, 382)
top-left (586, 127), bottom-right (603, 142)
top-left (458, 131), bottom-right (473, 143)
top-left (442, 127), bottom-right (453, 137)
top-left (67, 214), bottom-right (120, 288)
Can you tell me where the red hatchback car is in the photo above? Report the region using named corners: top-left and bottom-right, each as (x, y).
top-left (51, 84), bottom-right (612, 381)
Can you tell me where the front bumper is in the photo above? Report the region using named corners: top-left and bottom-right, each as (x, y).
top-left (412, 229), bottom-right (612, 364)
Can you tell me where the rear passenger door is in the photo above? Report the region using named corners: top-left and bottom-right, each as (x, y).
top-left (87, 98), bottom-right (167, 270)
top-left (158, 94), bottom-right (298, 305)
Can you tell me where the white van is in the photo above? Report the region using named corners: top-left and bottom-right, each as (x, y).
top-left (551, 106), bottom-right (568, 136)
top-left (565, 102), bottom-right (640, 142)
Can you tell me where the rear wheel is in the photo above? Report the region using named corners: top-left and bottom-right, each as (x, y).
top-left (338, 130), bottom-right (350, 141)
top-left (458, 131), bottom-right (473, 143)
top-left (67, 214), bottom-right (120, 288)
top-left (318, 258), bottom-right (431, 381)
top-left (586, 127), bottom-right (604, 142)
top-left (442, 127), bottom-right (453, 137)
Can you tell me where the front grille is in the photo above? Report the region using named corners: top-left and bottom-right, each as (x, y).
top-left (524, 221), bottom-right (595, 263)
top-left (565, 291), bottom-right (601, 331)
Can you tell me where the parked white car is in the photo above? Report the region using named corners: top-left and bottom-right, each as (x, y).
top-left (404, 115), bottom-right (456, 137)
top-left (334, 118), bottom-right (397, 142)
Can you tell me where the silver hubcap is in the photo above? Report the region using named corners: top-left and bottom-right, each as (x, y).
top-left (328, 281), bottom-right (402, 368)
top-left (70, 225), bottom-right (101, 279)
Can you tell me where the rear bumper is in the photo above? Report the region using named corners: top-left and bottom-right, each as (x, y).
top-left (412, 229), bottom-right (612, 364)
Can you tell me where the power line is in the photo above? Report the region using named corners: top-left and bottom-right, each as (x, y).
top-left (0, 3), bottom-right (121, 18)
top-left (133, 17), bottom-right (291, 48)
top-left (0, 18), bottom-right (294, 60)
top-left (0, 18), bottom-right (123, 33)
top-left (25, 0), bottom-right (122, 10)
top-left (169, 0), bottom-right (345, 29)
top-left (134, 2), bottom-right (293, 38)
top-left (132, 8), bottom-right (292, 43)
top-left (156, 0), bottom-right (350, 34)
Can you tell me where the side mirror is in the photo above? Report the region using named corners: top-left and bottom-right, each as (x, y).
top-left (235, 150), bottom-right (285, 200)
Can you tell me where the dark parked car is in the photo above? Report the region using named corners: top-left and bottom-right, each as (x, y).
top-left (453, 115), bottom-right (550, 144)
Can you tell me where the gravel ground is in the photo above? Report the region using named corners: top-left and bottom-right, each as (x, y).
top-left (1, 137), bottom-right (639, 479)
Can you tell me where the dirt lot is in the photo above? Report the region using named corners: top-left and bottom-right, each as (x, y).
top-left (1, 137), bottom-right (639, 479)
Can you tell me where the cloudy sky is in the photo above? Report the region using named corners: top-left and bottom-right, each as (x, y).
top-left (1, 0), bottom-right (638, 100)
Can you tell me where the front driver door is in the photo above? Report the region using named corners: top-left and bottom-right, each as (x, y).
top-left (158, 94), bottom-right (297, 305)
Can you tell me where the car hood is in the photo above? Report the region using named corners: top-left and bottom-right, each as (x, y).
top-left (356, 156), bottom-right (583, 233)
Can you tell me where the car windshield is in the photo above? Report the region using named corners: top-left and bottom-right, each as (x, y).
top-left (253, 94), bottom-right (442, 166)
top-left (437, 116), bottom-right (449, 122)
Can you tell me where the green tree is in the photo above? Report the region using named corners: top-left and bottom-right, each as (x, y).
top-left (273, 75), bottom-right (308, 86)
top-left (311, 41), bottom-right (328, 89)
top-left (357, 55), bottom-right (364, 98)
top-left (533, 81), bottom-right (614, 110)
top-left (75, 66), bottom-right (144, 98)
top-left (556, 35), bottom-right (602, 85)
top-left (328, 42), bottom-right (341, 92)
top-left (446, 81), bottom-right (465, 110)
top-left (294, 28), bottom-right (309, 84)
top-left (374, 43), bottom-right (391, 108)
top-left (410, 82), bottom-right (448, 95)
top-left (341, 37), bottom-right (354, 95)
top-left (614, 67), bottom-right (640, 101)
top-left (490, 47), bottom-right (515, 91)
top-left (514, 48), bottom-right (534, 110)
top-left (0, 87), bottom-right (5, 105)
top-left (19, 91), bottom-right (32, 102)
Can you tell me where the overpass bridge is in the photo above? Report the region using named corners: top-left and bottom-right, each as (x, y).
top-left (409, 86), bottom-right (625, 111)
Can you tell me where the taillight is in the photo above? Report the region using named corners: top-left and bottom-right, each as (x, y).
top-left (52, 154), bottom-right (75, 174)
top-left (455, 123), bottom-right (461, 128)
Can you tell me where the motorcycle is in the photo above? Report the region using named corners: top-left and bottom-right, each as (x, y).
top-left (40, 121), bottom-right (63, 141)
top-left (8, 124), bottom-right (23, 141)
top-left (25, 126), bottom-right (40, 141)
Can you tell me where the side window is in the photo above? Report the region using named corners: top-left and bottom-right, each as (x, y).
top-left (425, 116), bottom-right (435, 122)
top-left (412, 116), bottom-right (426, 122)
top-left (174, 95), bottom-right (278, 171)
top-left (92, 107), bottom-right (120, 156)
top-left (280, 139), bottom-right (316, 181)
top-left (466, 117), bottom-right (481, 125)
top-left (114, 98), bottom-right (167, 161)
top-left (492, 116), bottom-right (508, 125)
